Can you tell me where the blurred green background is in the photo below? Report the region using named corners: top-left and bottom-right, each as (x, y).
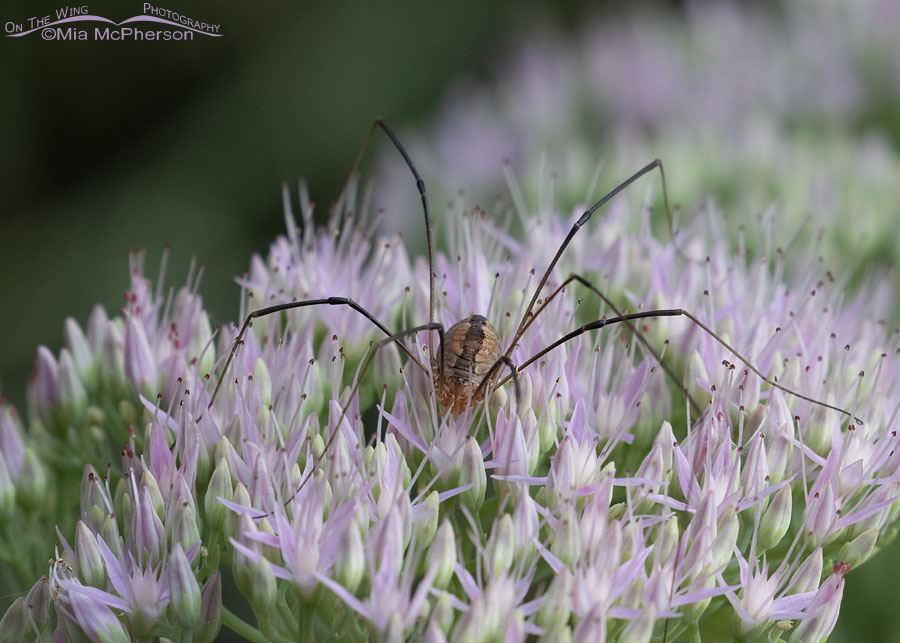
top-left (2, 1), bottom-right (898, 640)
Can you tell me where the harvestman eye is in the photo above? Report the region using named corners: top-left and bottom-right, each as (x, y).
top-left (205, 118), bottom-right (859, 508)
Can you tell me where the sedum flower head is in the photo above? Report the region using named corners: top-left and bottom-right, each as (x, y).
top-left (5, 8), bottom-right (900, 632)
top-left (3, 152), bottom-right (897, 641)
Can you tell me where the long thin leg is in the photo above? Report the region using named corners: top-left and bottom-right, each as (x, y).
top-left (517, 272), bottom-right (702, 417)
top-left (498, 308), bottom-right (859, 422)
top-left (506, 159), bottom-right (674, 360)
top-left (273, 322), bottom-right (445, 513)
top-left (474, 355), bottom-right (521, 404)
top-left (340, 118), bottom-right (436, 343)
top-left (207, 296), bottom-right (427, 410)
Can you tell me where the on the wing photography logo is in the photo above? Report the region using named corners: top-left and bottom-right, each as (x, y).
top-left (5, 3), bottom-right (221, 40)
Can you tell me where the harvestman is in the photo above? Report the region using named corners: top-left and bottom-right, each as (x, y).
top-left (206, 119), bottom-right (857, 499)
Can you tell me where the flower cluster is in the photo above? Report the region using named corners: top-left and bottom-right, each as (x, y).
top-left (373, 0), bottom-right (900, 285)
top-left (2, 147), bottom-right (898, 642)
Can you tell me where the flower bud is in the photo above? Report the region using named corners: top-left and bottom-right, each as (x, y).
top-left (621, 576), bottom-right (644, 610)
top-left (232, 514), bottom-right (259, 592)
top-left (167, 470), bottom-right (197, 516)
top-left (836, 526), bottom-right (878, 569)
top-left (0, 598), bottom-right (26, 641)
top-left (514, 371), bottom-right (533, 416)
top-left (81, 465), bottom-right (107, 525)
top-left (170, 498), bottom-right (201, 552)
top-left (849, 484), bottom-right (893, 539)
top-left (140, 469), bottom-right (165, 520)
top-left (758, 484), bottom-right (792, 551)
top-left (23, 576), bottom-right (50, 630)
top-left (740, 434), bottom-right (769, 504)
top-left (493, 409), bottom-right (528, 492)
top-left (634, 443), bottom-right (666, 514)
top-left (765, 395), bottom-right (794, 484)
top-left (522, 410), bottom-right (540, 474)
top-left (657, 515), bottom-right (679, 563)
top-left (333, 522), bottom-right (364, 594)
top-left (101, 514), bottom-right (123, 559)
top-left (75, 521), bottom-right (107, 588)
top-left (65, 317), bottom-right (95, 381)
top-left (326, 430), bottom-right (354, 502)
top-left (536, 567), bottom-right (572, 636)
top-left (206, 428), bottom-right (226, 459)
top-left (372, 507), bottom-right (406, 581)
top-left (431, 591), bottom-right (455, 634)
top-left (550, 506), bottom-right (582, 566)
top-left (257, 517), bottom-right (280, 564)
top-left (13, 445), bottom-right (40, 510)
top-left (30, 346), bottom-right (59, 425)
top-left (0, 407), bottom-right (24, 476)
top-left (386, 433), bottom-right (412, 489)
top-left (97, 320), bottom-right (124, 382)
top-left (486, 514), bottom-right (515, 578)
top-left (86, 304), bottom-right (108, 353)
top-left (132, 486), bottom-right (165, 567)
top-left (10, 428), bottom-right (37, 494)
top-left (194, 435), bottom-right (212, 487)
top-left (537, 408), bottom-right (557, 455)
top-left (803, 483), bottom-right (836, 547)
top-left (247, 557), bottom-right (277, 613)
top-left (311, 433), bottom-right (326, 463)
top-left (416, 490), bottom-right (440, 548)
top-left (685, 350), bottom-right (710, 408)
top-left (288, 463), bottom-right (303, 496)
top-left (682, 562), bottom-right (716, 623)
top-left (788, 547), bottom-right (823, 595)
top-left (681, 498), bottom-right (714, 581)
top-left (550, 435), bottom-right (597, 509)
top-left (489, 383), bottom-right (509, 416)
top-left (226, 483), bottom-right (251, 542)
top-left (195, 571), bottom-right (222, 643)
top-left (512, 486), bottom-right (538, 562)
top-left (58, 348), bottom-right (87, 417)
top-left (364, 443), bottom-right (380, 479)
top-left (168, 543), bottom-right (201, 629)
top-left (252, 357), bottom-right (273, 408)
top-left (804, 401), bottom-right (837, 458)
top-left (205, 457), bottom-right (233, 535)
top-left (712, 508), bottom-right (739, 569)
top-left (427, 520), bottom-right (457, 590)
top-left (741, 368), bottom-right (761, 415)
top-left (124, 315), bottom-right (158, 396)
top-left (191, 310), bottom-right (215, 378)
top-left (374, 337), bottom-right (404, 395)
top-left (789, 562), bottom-right (848, 643)
top-left (460, 436), bottom-right (486, 512)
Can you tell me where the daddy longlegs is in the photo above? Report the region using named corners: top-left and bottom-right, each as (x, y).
top-left (207, 118), bottom-right (858, 508)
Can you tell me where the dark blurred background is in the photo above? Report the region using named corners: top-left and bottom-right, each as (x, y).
top-left (0, 0), bottom-right (599, 407)
top-left (1, 1), bottom-right (898, 639)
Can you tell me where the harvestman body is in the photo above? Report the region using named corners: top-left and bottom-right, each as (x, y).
top-left (435, 314), bottom-right (503, 416)
top-left (206, 118), bottom-right (858, 497)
